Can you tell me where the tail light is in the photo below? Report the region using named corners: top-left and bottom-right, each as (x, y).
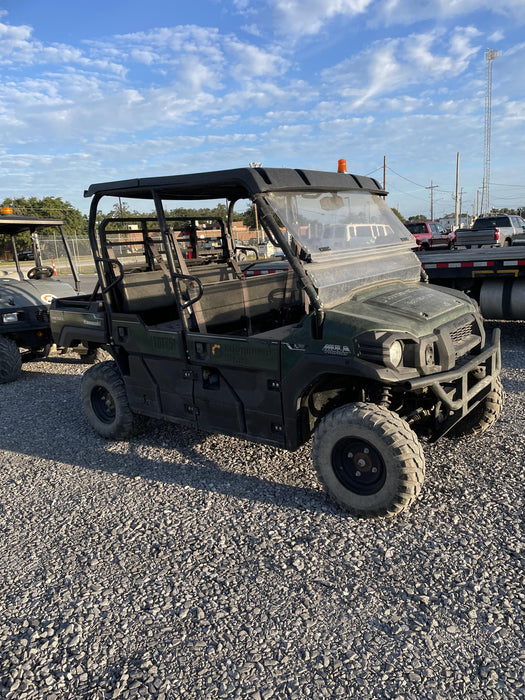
top-left (494, 228), bottom-right (500, 242)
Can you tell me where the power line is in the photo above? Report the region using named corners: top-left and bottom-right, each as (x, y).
top-left (365, 166), bottom-right (383, 177)
top-left (385, 166), bottom-right (429, 190)
top-left (491, 183), bottom-right (525, 189)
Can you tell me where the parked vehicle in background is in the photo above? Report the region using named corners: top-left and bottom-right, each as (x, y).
top-left (17, 249), bottom-right (35, 261)
top-left (0, 210), bottom-right (98, 383)
top-left (404, 221), bottom-right (455, 250)
top-left (417, 247), bottom-right (525, 320)
top-left (50, 165), bottom-right (502, 520)
top-left (454, 215), bottom-right (525, 248)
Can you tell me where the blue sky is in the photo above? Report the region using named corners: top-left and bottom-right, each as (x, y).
top-left (1, 0), bottom-right (524, 219)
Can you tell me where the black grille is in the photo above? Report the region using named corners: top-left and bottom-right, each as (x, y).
top-left (449, 321), bottom-right (474, 345)
top-left (35, 308), bottom-right (50, 324)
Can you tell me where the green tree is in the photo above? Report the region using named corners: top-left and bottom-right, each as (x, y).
top-left (408, 214), bottom-right (427, 222)
top-left (2, 196), bottom-right (86, 233)
top-left (391, 208), bottom-right (405, 223)
top-left (1, 195), bottom-right (86, 248)
top-left (242, 205), bottom-right (257, 229)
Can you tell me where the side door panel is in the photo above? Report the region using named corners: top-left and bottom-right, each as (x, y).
top-left (112, 316), bottom-right (196, 424)
top-left (186, 334), bottom-right (285, 444)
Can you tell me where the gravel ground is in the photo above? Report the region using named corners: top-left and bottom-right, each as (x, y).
top-left (0, 321), bottom-right (523, 699)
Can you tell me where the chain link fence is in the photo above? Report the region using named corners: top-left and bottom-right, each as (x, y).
top-left (37, 233), bottom-right (93, 275)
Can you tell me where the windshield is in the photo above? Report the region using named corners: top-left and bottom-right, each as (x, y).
top-left (266, 190), bottom-right (412, 258)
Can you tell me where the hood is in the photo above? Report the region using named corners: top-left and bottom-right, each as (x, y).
top-left (0, 279), bottom-right (77, 310)
top-left (325, 281), bottom-right (476, 339)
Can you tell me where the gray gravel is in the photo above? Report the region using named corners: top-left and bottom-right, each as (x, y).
top-left (1, 320), bottom-right (524, 699)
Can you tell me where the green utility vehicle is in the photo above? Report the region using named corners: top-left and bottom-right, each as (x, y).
top-left (0, 212), bottom-right (84, 383)
top-left (50, 167), bottom-right (502, 518)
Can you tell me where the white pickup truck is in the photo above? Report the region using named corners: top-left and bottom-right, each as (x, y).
top-left (455, 214), bottom-right (525, 248)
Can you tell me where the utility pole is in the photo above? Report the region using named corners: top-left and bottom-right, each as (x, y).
top-left (481, 48), bottom-right (500, 215)
top-left (427, 181), bottom-right (438, 221)
top-left (383, 155), bottom-right (386, 191)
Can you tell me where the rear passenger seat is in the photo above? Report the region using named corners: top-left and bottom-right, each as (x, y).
top-left (118, 270), bottom-right (177, 314)
top-left (116, 264), bottom-right (299, 335)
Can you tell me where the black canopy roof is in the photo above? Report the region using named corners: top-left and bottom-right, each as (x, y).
top-left (0, 215), bottom-right (65, 236)
top-left (84, 167), bottom-right (385, 201)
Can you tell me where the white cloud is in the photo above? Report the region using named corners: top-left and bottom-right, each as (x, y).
top-left (261, 0), bottom-right (525, 38)
top-left (228, 39), bottom-right (289, 79)
top-left (322, 26), bottom-right (481, 109)
top-left (374, 0), bottom-right (525, 26)
top-left (0, 20), bottom-right (83, 65)
top-left (1, 4), bottom-right (524, 218)
top-left (269, 0), bottom-right (374, 36)
top-left (488, 30), bottom-right (505, 43)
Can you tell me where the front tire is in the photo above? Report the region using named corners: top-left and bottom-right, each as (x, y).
top-left (447, 377), bottom-right (504, 438)
top-left (312, 402), bottom-right (425, 519)
top-left (0, 336), bottom-right (22, 384)
top-left (81, 361), bottom-right (136, 439)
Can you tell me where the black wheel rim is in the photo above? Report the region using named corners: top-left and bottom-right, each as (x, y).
top-left (91, 385), bottom-right (116, 424)
top-left (331, 437), bottom-right (386, 495)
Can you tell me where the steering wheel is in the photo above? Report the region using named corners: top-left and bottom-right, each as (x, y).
top-left (27, 266), bottom-right (54, 279)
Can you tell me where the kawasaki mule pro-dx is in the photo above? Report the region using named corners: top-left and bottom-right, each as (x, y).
top-left (50, 166), bottom-right (502, 518)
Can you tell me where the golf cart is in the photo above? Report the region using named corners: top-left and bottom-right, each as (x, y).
top-left (0, 209), bottom-right (91, 383)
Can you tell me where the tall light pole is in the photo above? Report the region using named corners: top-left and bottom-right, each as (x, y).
top-left (481, 48), bottom-right (500, 216)
top-left (454, 152), bottom-right (460, 229)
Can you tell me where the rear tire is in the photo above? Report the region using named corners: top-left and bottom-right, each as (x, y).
top-left (0, 336), bottom-right (22, 383)
top-left (81, 361), bottom-right (136, 439)
top-left (312, 402), bottom-right (425, 519)
top-left (447, 377), bottom-right (504, 438)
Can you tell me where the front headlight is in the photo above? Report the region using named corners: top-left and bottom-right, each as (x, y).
top-left (357, 331), bottom-right (438, 374)
top-left (2, 312), bottom-right (18, 323)
top-left (356, 332), bottom-right (406, 369)
top-left (388, 340), bottom-right (403, 368)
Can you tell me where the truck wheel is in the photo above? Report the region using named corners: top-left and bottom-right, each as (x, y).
top-left (447, 378), bottom-right (504, 438)
top-left (81, 361), bottom-right (136, 439)
top-left (312, 402), bottom-right (425, 519)
top-left (0, 336), bottom-right (22, 384)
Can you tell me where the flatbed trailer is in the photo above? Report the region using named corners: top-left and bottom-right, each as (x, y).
top-left (417, 247), bottom-right (525, 320)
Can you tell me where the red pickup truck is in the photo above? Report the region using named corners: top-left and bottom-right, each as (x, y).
top-left (404, 221), bottom-right (456, 250)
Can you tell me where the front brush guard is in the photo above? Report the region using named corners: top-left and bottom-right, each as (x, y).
top-left (401, 329), bottom-right (501, 441)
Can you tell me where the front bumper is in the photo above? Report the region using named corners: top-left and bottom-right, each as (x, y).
top-left (402, 328), bottom-right (501, 440)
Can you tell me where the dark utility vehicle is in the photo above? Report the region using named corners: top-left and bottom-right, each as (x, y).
top-left (0, 212), bottom-right (81, 383)
top-left (50, 167), bottom-right (502, 518)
